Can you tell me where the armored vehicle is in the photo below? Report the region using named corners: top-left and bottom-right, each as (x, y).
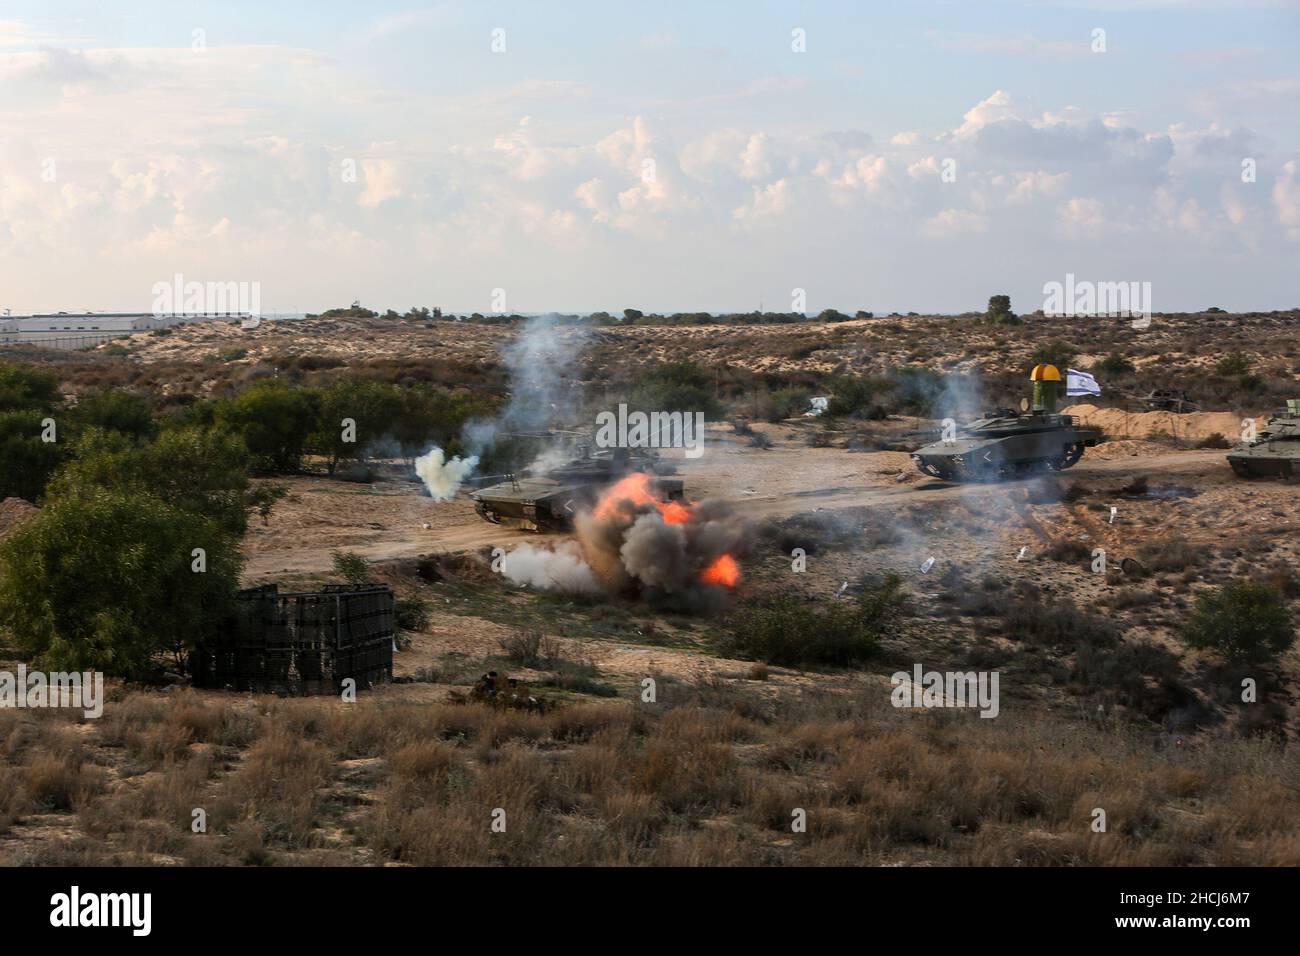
top-left (911, 364), bottom-right (1101, 481)
top-left (471, 442), bottom-right (683, 531)
top-left (1227, 401), bottom-right (1300, 479)
top-left (1139, 388), bottom-right (1199, 413)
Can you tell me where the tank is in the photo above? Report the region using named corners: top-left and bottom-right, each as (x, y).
top-left (1227, 401), bottom-right (1300, 479)
top-left (911, 364), bottom-right (1101, 481)
top-left (470, 443), bottom-right (683, 531)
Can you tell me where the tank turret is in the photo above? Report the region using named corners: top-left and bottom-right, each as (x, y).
top-left (911, 364), bottom-right (1101, 481)
top-left (1227, 401), bottom-right (1300, 479)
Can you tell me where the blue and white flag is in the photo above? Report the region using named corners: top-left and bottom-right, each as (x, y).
top-left (1066, 368), bottom-right (1102, 397)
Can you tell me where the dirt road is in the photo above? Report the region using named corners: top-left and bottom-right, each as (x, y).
top-left (242, 441), bottom-right (1232, 580)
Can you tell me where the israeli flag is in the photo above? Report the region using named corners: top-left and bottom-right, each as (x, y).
top-left (1066, 368), bottom-right (1102, 397)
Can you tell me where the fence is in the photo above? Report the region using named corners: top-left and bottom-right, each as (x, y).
top-left (191, 584), bottom-right (394, 695)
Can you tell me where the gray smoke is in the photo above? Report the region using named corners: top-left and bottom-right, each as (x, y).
top-left (418, 314), bottom-right (589, 498)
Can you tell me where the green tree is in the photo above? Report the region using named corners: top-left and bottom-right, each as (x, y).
top-left (71, 389), bottom-right (155, 439)
top-left (0, 410), bottom-right (67, 501)
top-left (214, 380), bottom-right (319, 472)
top-left (311, 378), bottom-right (404, 472)
top-left (331, 550), bottom-right (372, 587)
top-left (0, 491), bottom-right (242, 678)
top-left (985, 295), bottom-right (1018, 325)
top-left (47, 427), bottom-right (252, 536)
top-left (1183, 582), bottom-right (1294, 665)
top-left (0, 362), bottom-right (60, 412)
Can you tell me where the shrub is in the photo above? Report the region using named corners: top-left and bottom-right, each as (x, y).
top-left (395, 597), bottom-right (430, 632)
top-left (1195, 432), bottom-right (1231, 449)
top-left (0, 362), bottom-right (60, 413)
top-left (71, 390), bottom-right (155, 439)
top-left (214, 380), bottom-right (319, 472)
top-left (1215, 352), bottom-right (1251, 377)
top-left (1183, 582), bottom-right (1294, 665)
top-left (1002, 591), bottom-right (1121, 650)
top-left (0, 491), bottom-right (242, 678)
top-left (331, 551), bottom-right (372, 588)
top-left (1095, 353), bottom-right (1135, 375)
top-left (0, 410), bottom-right (68, 501)
top-left (767, 387), bottom-right (813, 421)
top-left (719, 576), bottom-right (903, 667)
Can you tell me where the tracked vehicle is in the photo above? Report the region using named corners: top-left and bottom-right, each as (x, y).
top-left (912, 364), bottom-right (1101, 481)
top-left (1227, 401), bottom-right (1300, 479)
top-left (471, 441), bottom-right (683, 531)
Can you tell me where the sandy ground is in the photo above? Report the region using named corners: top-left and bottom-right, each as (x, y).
top-left (242, 419), bottom-right (1300, 697)
top-left (244, 427), bottom-right (1236, 578)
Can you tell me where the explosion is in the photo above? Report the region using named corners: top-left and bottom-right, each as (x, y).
top-left (495, 471), bottom-right (751, 610)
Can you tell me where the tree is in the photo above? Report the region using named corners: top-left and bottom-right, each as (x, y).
top-left (332, 550), bottom-right (372, 587)
top-left (0, 362), bottom-right (60, 413)
top-left (0, 410), bottom-right (67, 501)
top-left (1183, 582), bottom-right (1294, 665)
top-left (48, 427), bottom-right (252, 536)
top-left (71, 389), bottom-right (155, 440)
top-left (310, 378), bottom-right (404, 472)
top-left (0, 490), bottom-right (242, 678)
top-left (214, 381), bottom-right (319, 472)
top-left (985, 295), bottom-right (1019, 325)
top-left (623, 308), bottom-right (643, 322)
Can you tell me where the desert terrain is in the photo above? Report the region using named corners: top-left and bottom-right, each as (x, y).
top-left (1, 310), bottom-right (1298, 866)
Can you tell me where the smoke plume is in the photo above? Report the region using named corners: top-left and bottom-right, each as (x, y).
top-left (415, 447), bottom-right (479, 500)
top-left (500, 541), bottom-right (603, 597)
top-left (417, 314), bottom-right (589, 498)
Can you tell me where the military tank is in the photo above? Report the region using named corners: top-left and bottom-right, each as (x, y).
top-left (1227, 401), bottom-right (1300, 479)
top-left (470, 441), bottom-right (683, 531)
top-left (911, 364), bottom-right (1101, 481)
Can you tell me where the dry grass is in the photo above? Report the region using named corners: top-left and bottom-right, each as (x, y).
top-left (0, 680), bottom-right (1296, 866)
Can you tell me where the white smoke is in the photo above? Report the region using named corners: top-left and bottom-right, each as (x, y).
top-left (500, 541), bottom-right (603, 596)
top-left (415, 447), bottom-right (479, 500)
top-left (462, 314), bottom-right (588, 458)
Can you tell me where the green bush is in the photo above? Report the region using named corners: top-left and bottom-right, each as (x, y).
top-left (214, 380), bottom-right (319, 472)
top-left (1095, 353), bottom-right (1135, 375)
top-left (627, 361), bottom-right (724, 419)
top-left (1215, 352), bottom-right (1251, 377)
top-left (0, 362), bottom-right (60, 413)
top-left (71, 390), bottom-right (155, 440)
top-left (48, 427), bottom-right (252, 536)
top-left (395, 597), bottom-right (430, 632)
top-left (0, 491), bottom-right (242, 678)
top-left (1183, 582), bottom-right (1294, 665)
top-left (719, 576), bottom-right (903, 667)
top-left (331, 550), bottom-right (372, 587)
top-left (0, 410), bottom-right (67, 501)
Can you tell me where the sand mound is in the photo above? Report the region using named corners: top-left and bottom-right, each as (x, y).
top-left (1064, 404), bottom-right (1255, 443)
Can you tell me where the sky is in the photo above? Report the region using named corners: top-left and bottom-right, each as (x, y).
top-left (0, 0), bottom-right (1298, 315)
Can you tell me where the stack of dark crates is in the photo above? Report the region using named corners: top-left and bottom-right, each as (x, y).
top-left (191, 584), bottom-right (395, 695)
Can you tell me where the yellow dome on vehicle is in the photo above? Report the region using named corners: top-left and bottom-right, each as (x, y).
top-left (1030, 364), bottom-right (1062, 382)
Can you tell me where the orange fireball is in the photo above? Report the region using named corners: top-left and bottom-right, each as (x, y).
top-left (593, 472), bottom-right (694, 525)
top-left (700, 553), bottom-right (741, 587)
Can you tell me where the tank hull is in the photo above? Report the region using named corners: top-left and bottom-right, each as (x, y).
top-left (473, 475), bottom-right (685, 531)
top-left (912, 417), bottom-right (1099, 482)
top-left (1226, 407), bottom-right (1300, 480)
top-left (1227, 452), bottom-right (1296, 479)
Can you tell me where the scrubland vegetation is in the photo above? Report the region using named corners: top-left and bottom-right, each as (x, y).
top-left (2, 684), bottom-right (1296, 866)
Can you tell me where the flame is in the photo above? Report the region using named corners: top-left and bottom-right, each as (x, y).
top-left (592, 472), bottom-right (692, 525)
top-left (700, 553), bottom-right (741, 588)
